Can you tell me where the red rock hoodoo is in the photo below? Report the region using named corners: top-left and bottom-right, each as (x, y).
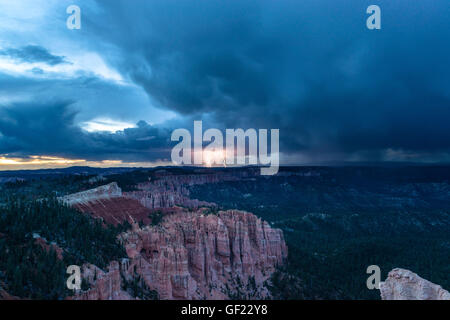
top-left (119, 209), bottom-right (287, 299)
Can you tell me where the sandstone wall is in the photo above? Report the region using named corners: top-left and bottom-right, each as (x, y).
top-left (72, 261), bottom-right (133, 300)
top-left (120, 209), bottom-right (287, 299)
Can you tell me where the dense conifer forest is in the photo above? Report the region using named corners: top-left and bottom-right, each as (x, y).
top-left (191, 167), bottom-right (450, 299)
top-left (0, 179), bottom-right (126, 299)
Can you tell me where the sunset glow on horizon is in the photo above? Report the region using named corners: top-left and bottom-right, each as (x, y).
top-left (0, 156), bottom-right (170, 171)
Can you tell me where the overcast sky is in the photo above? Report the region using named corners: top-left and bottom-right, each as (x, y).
top-left (0, 0), bottom-right (449, 169)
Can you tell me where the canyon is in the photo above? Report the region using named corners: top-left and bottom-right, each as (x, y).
top-left (59, 168), bottom-right (449, 300)
top-left (124, 169), bottom-right (258, 210)
top-left (64, 171), bottom-right (287, 300)
top-left (1, 166), bottom-right (449, 300)
top-left (61, 169), bottom-right (260, 216)
top-left (71, 208), bottom-right (287, 300)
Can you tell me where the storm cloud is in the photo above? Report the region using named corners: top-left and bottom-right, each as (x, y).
top-left (0, 45), bottom-right (69, 66)
top-left (81, 0), bottom-right (450, 163)
top-left (0, 101), bottom-right (172, 162)
top-left (0, 0), bottom-right (449, 165)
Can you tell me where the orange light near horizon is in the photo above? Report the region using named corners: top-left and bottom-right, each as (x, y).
top-left (0, 156), bottom-right (85, 166)
top-left (0, 156), bottom-right (171, 170)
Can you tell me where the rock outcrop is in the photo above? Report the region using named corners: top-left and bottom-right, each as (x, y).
top-left (73, 197), bottom-right (152, 226)
top-left (33, 233), bottom-right (64, 260)
top-left (125, 179), bottom-right (215, 210)
top-left (60, 183), bottom-right (152, 225)
top-left (71, 261), bottom-right (134, 300)
top-left (62, 170), bottom-right (257, 213)
top-left (124, 170), bottom-right (258, 210)
top-left (119, 209), bottom-right (287, 299)
top-left (125, 189), bottom-right (214, 210)
top-left (60, 182), bottom-right (122, 205)
top-left (380, 268), bottom-right (450, 300)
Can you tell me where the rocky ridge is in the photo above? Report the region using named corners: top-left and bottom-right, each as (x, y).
top-left (59, 182), bottom-right (152, 225)
top-left (71, 261), bottom-right (133, 300)
top-left (380, 268), bottom-right (450, 300)
top-left (60, 182), bottom-right (122, 205)
top-left (124, 170), bottom-right (259, 209)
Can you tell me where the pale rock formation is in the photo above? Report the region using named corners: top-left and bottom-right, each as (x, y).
top-left (380, 268), bottom-right (450, 300)
top-left (72, 261), bottom-right (134, 300)
top-left (60, 182), bottom-right (122, 205)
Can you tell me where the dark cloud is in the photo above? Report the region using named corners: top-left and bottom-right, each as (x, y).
top-left (83, 0), bottom-right (450, 163)
top-left (0, 72), bottom-right (168, 125)
top-left (0, 101), bottom-right (172, 162)
top-left (1, 1), bottom-right (450, 164)
top-left (0, 45), bottom-right (69, 66)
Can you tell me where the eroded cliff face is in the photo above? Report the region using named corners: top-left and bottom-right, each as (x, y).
top-left (120, 209), bottom-right (287, 299)
top-left (64, 177), bottom-right (287, 300)
top-left (63, 171), bottom-right (257, 212)
top-left (71, 261), bottom-right (133, 300)
top-left (380, 268), bottom-right (450, 300)
top-left (124, 170), bottom-right (258, 209)
top-left (71, 208), bottom-right (287, 300)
